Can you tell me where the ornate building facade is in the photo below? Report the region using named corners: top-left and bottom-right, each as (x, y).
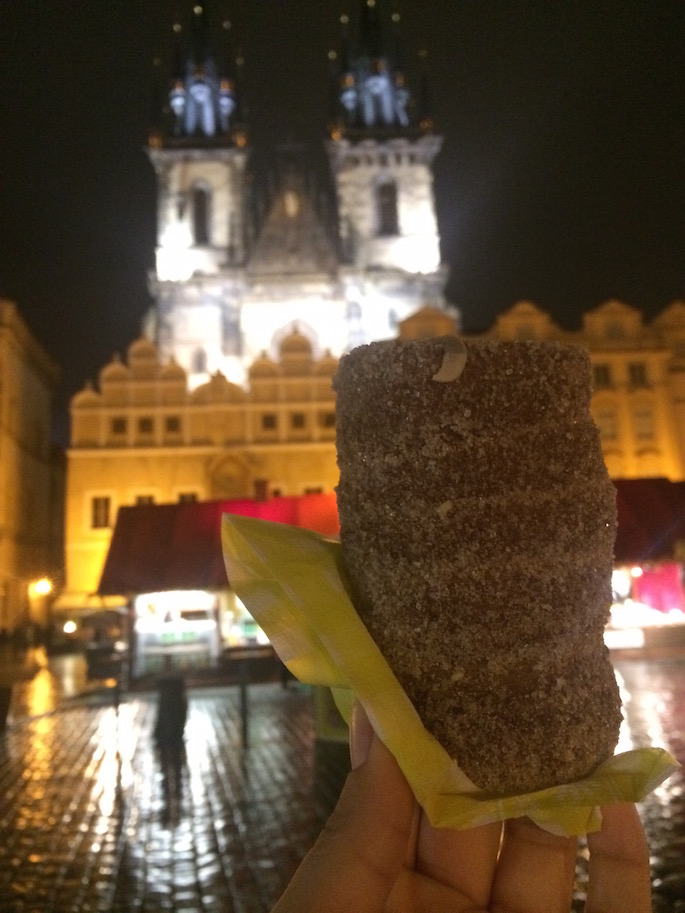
top-left (482, 298), bottom-right (685, 482)
top-left (146, 1), bottom-right (451, 390)
top-left (63, 296), bottom-right (685, 610)
top-left (64, 331), bottom-right (338, 607)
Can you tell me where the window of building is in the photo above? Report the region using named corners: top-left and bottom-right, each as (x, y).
top-left (633, 405), bottom-right (655, 440)
top-left (165, 415), bottom-right (181, 434)
top-left (91, 496), bottom-right (111, 529)
top-left (111, 417), bottom-right (127, 435)
top-left (377, 181), bottom-right (399, 236)
top-left (604, 321), bottom-right (624, 340)
top-left (135, 495), bottom-right (155, 506)
top-left (261, 413), bottom-right (277, 430)
top-left (593, 364), bottom-right (612, 389)
top-left (138, 416), bottom-right (154, 434)
top-left (192, 186), bottom-right (210, 245)
top-left (178, 492), bottom-right (198, 503)
top-left (595, 408), bottom-right (618, 442)
top-left (254, 478), bottom-right (269, 501)
top-left (319, 411), bottom-right (336, 428)
top-left (628, 362), bottom-right (648, 387)
top-left (290, 412), bottom-right (306, 429)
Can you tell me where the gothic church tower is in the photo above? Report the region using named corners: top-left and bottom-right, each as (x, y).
top-left (146, 1), bottom-right (453, 387)
top-left (327, 0), bottom-right (449, 347)
top-left (147, 4), bottom-right (249, 387)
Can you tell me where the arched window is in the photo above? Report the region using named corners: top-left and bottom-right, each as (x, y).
top-left (377, 181), bottom-right (399, 236)
top-left (192, 186), bottom-right (210, 245)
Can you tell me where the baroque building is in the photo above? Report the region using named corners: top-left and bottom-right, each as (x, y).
top-left (64, 331), bottom-right (338, 609)
top-left (0, 299), bottom-right (62, 636)
top-left (63, 296), bottom-right (685, 614)
top-left (478, 299), bottom-right (685, 481)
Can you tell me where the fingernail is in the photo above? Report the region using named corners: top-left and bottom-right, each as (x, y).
top-left (349, 701), bottom-right (374, 769)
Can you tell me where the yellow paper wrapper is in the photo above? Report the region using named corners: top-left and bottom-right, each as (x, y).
top-left (221, 514), bottom-right (679, 836)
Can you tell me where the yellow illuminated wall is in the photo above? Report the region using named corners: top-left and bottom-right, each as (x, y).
top-left (484, 299), bottom-right (685, 481)
top-left (63, 329), bottom-right (338, 609)
top-left (63, 299), bottom-right (685, 612)
top-left (0, 299), bottom-right (61, 633)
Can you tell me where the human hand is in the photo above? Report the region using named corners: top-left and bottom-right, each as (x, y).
top-left (272, 704), bottom-right (651, 912)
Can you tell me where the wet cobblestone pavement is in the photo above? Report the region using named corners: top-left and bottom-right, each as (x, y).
top-left (1, 667), bottom-right (349, 913)
top-left (0, 651), bottom-right (683, 912)
top-left (614, 658), bottom-right (685, 913)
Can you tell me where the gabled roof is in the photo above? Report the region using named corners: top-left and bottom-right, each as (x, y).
top-left (98, 493), bottom-right (339, 596)
top-left (247, 180), bottom-right (337, 277)
top-left (614, 479), bottom-right (685, 564)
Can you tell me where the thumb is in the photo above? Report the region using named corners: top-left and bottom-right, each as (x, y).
top-left (272, 711), bottom-right (415, 913)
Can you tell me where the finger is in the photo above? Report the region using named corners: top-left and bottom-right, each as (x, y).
top-left (272, 733), bottom-right (415, 913)
top-left (491, 816), bottom-right (577, 913)
top-left (351, 703), bottom-right (420, 869)
top-left (415, 814), bottom-right (502, 907)
top-left (385, 817), bottom-right (502, 913)
top-left (585, 804), bottom-right (651, 913)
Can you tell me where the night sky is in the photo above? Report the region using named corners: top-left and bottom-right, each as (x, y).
top-left (1, 1), bottom-right (684, 441)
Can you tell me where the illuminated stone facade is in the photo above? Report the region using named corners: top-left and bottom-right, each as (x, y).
top-left (475, 299), bottom-right (685, 481)
top-left (0, 300), bottom-right (61, 634)
top-left (64, 331), bottom-right (338, 606)
top-left (145, 2), bottom-right (452, 388)
top-left (63, 297), bottom-right (685, 610)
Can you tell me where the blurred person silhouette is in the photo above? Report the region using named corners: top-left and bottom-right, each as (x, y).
top-left (154, 673), bottom-right (187, 825)
top-left (272, 703), bottom-right (652, 913)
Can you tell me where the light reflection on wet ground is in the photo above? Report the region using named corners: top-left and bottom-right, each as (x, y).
top-left (1, 662), bottom-right (348, 912)
top-left (614, 658), bottom-right (685, 912)
top-left (5, 649), bottom-right (96, 721)
top-left (1, 651), bottom-right (684, 911)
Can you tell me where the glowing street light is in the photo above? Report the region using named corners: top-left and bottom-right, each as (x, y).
top-left (29, 578), bottom-right (52, 598)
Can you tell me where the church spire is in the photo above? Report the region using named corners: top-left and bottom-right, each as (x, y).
top-left (328, 0), bottom-right (427, 138)
top-left (358, 0), bottom-right (384, 60)
top-left (149, 2), bottom-right (247, 149)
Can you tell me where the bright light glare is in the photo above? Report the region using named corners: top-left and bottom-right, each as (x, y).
top-left (611, 568), bottom-right (631, 600)
top-left (609, 600), bottom-right (685, 629)
top-left (133, 589), bottom-right (216, 634)
top-left (134, 589), bottom-right (215, 616)
top-left (63, 620), bottom-right (77, 635)
top-left (32, 578), bottom-right (52, 596)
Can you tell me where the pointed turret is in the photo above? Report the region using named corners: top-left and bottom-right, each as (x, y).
top-left (358, 0), bottom-right (384, 60)
top-left (328, 0), bottom-right (425, 138)
top-left (326, 0), bottom-right (448, 327)
top-left (150, 2), bottom-right (247, 149)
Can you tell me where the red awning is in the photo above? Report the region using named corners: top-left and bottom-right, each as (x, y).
top-left (98, 480), bottom-right (685, 596)
top-left (98, 493), bottom-right (339, 596)
top-left (613, 478), bottom-right (685, 564)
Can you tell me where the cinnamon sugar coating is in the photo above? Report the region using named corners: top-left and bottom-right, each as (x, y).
top-left (333, 338), bottom-right (622, 794)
